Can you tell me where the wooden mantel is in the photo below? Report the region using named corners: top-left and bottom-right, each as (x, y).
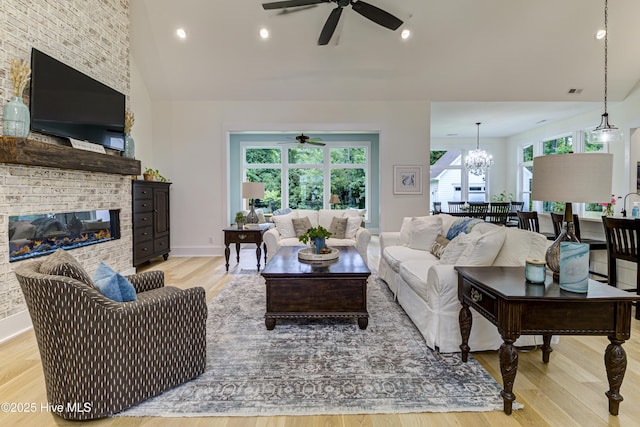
top-left (0, 136), bottom-right (141, 175)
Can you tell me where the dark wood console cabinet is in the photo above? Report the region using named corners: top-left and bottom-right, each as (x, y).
top-left (132, 180), bottom-right (171, 266)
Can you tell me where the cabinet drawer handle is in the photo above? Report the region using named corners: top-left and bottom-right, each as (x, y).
top-left (470, 288), bottom-right (483, 303)
top-left (238, 233), bottom-right (247, 240)
top-left (142, 203), bottom-right (148, 207)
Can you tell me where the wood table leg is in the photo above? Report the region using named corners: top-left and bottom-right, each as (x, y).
top-left (265, 317), bottom-right (276, 330)
top-left (499, 338), bottom-right (519, 415)
top-left (235, 243), bottom-right (241, 263)
top-left (604, 337), bottom-right (627, 416)
top-left (541, 334), bottom-right (553, 363)
top-left (263, 243), bottom-right (268, 264)
top-left (358, 317), bottom-right (368, 330)
top-left (224, 244), bottom-right (231, 272)
top-left (256, 243), bottom-right (262, 271)
top-left (459, 301), bottom-right (472, 362)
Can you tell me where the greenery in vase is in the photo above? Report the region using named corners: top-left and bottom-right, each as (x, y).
top-left (9, 58), bottom-right (30, 97)
top-left (124, 110), bottom-right (135, 134)
top-left (143, 167), bottom-right (169, 182)
top-left (490, 191), bottom-right (514, 202)
top-left (235, 211), bottom-right (247, 224)
top-left (298, 225), bottom-right (332, 245)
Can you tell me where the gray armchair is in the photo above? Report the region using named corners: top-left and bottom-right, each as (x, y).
top-left (14, 257), bottom-right (207, 420)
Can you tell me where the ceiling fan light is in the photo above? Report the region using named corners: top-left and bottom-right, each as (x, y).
top-left (260, 28), bottom-right (270, 39)
top-left (401, 29), bottom-right (411, 40)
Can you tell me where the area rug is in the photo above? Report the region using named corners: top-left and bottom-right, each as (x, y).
top-left (123, 274), bottom-right (514, 417)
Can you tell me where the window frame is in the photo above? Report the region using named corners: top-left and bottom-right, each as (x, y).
top-left (241, 140), bottom-right (371, 219)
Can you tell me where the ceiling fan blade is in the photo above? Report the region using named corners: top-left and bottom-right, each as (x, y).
top-left (318, 6), bottom-right (343, 45)
top-left (350, 0), bottom-right (403, 30)
top-left (306, 141), bottom-right (326, 146)
top-left (277, 5), bottom-right (318, 15)
top-left (262, 0), bottom-right (327, 10)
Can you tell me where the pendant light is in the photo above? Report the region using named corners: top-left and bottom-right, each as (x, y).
top-left (464, 122), bottom-right (493, 176)
top-left (590, 0), bottom-right (622, 144)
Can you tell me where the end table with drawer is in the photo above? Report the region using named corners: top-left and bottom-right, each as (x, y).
top-left (223, 225), bottom-right (269, 272)
top-left (455, 266), bottom-right (639, 417)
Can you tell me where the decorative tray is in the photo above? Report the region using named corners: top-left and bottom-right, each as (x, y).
top-left (298, 247), bottom-right (339, 262)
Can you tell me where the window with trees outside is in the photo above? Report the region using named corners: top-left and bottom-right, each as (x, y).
top-left (430, 149), bottom-right (489, 211)
top-left (243, 143), bottom-right (369, 217)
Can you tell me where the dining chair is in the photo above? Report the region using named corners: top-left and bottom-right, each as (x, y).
top-left (467, 202), bottom-right (489, 220)
top-left (432, 202), bottom-right (442, 214)
top-left (601, 216), bottom-right (640, 319)
top-left (506, 202), bottom-right (524, 227)
top-left (516, 210), bottom-right (539, 233)
top-left (447, 201), bottom-right (465, 213)
top-left (487, 202), bottom-right (510, 225)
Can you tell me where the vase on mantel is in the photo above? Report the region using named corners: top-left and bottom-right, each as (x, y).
top-left (3, 96), bottom-right (30, 137)
top-left (123, 133), bottom-right (135, 159)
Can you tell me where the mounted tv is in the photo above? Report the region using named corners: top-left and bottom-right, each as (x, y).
top-left (29, 48), bottom-right (125, 150)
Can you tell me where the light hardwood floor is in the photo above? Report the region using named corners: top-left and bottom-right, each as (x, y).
top-left (2, 239), bottom-right (640, 426)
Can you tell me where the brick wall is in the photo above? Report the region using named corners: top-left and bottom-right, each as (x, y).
top-left (0, 0), bottom-right (131, 324)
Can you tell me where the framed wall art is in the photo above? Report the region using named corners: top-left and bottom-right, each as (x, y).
top-left (393, 165), bottom-right (422, 195)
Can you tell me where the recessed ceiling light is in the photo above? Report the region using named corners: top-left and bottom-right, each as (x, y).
top-left (176, 28), bottom-right (187, 39)
top-left (260, 28), bottom-right (269, 39)
top-left (595, 29), bottom-right (606, 40)
top-left (401, 29), bottom-right (411, 40)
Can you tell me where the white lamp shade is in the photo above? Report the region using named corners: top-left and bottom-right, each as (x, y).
top-left (531, 153), bottom-right (613, 203)
top-left (242, 182), bottom-right (264, 199)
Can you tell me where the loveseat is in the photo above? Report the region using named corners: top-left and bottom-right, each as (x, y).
top-left (264, 209), bottom-right (371, 265)
top-left (379, 213), bottom-right (550, 353)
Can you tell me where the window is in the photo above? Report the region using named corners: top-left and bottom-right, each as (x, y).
top-left (242, 142), bottom-right (369, 217)
top-left (519, 144), bottom-right (534, 211)
top-left (430, 149), bottom-right (489, 210)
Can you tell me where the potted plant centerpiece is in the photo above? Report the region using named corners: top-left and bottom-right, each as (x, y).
top-left (235, 211), bottom-right (247, 230)
top-left (298, 225), bottom-right (332, 254)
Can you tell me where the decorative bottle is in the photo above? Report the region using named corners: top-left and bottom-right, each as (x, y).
top-left (124, 133), bottom-right (135, 159)
top-left (632, 202), bottom-right (639, 218)
top-left (3, 96), bottom-right (30, 137)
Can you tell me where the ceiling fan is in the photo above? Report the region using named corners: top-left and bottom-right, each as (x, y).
top-left (262, 0), bottom-right (403, 45)
top-left (279, 133), bottom-right (326, 146)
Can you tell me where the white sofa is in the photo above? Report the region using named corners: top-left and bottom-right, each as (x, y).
top-left (379, 213), bottom-right (551, 353)
top-left (264, 209), bottom-right (371, 265)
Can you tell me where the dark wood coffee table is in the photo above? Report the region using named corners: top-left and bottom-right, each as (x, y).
top-left (261, 246), bottom-right (371, 330)
top-left (455, 266), bottom-right (639, 416)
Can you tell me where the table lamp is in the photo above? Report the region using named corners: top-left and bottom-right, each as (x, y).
top-left (242, 182), bottom-right (264, 224)
top-left (329, 194), bottom-right (341, 209)
top-left (531, 152), bottom-right (613, 279)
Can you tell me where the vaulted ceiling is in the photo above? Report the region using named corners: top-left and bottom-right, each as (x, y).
top-left (130, 0), bottom-right (640, 137)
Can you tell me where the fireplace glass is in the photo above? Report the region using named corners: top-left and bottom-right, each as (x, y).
top-left (9, 209), bottom-right (120, 262)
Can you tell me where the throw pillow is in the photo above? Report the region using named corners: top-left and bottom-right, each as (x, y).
top-left (439, 232), bottom-right (471, 264)
top-left (456, 228), bottom-right (507, 266)
top-left (399, 217), bottom-right (413, 246)
top-left (329, 217), bottom-right (348, 239)
top-left (272, 211), bottom-right (298, 239)
top-left (292, 216), bottom-right (313, 237)
top-left (344, 216), bottom-right (363, 239)
top-left (445, 218), bottom-right (484, 240)
top-left (407, 216), bottom-right (442, 251)
top-left (272, 207), bottom-right (292, 216)
top-left (430, 234), bottom-right (450, 259)
top-left (93, 262), bottom-right (137, 302)
top-left (39, 249), bottom-right (94, 287)
top-left (319, 209), bottom-right (343, 229)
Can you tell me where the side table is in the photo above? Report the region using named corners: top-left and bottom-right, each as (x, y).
top-left (455, 266), bottom-right (638, 416)
top-left (223, 225), bottom-right (269, 272)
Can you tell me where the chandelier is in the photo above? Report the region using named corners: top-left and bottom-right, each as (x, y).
top-left (464, 122), bottom-right (493, 176)
top-left (590, 0), bottom-right (622, 144)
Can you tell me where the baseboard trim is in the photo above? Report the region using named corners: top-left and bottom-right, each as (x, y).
top-left (0, 310), bottom-right (32, 344)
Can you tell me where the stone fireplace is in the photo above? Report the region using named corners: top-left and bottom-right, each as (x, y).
top-left (0, 146), bottom-right (138, 328)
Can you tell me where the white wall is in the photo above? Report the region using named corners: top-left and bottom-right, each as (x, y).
top-left (143, 100), bottom-right (429, 256)
top-left (129, 58), bottom-right (154, 170)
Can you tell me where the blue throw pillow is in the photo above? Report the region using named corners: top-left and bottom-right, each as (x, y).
top-left (92, 262), bottom-right (137, 302)
top-left (445, 218), bottom-right (483, 240)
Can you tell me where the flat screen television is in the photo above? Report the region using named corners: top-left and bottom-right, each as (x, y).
top-left (29, 48), bottom-right (125, 150)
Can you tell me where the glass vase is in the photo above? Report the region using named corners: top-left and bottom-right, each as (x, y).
top-left (124, 133), bottom-right (135, 159)
top-left (3, 96), bottom-right (30, 137)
